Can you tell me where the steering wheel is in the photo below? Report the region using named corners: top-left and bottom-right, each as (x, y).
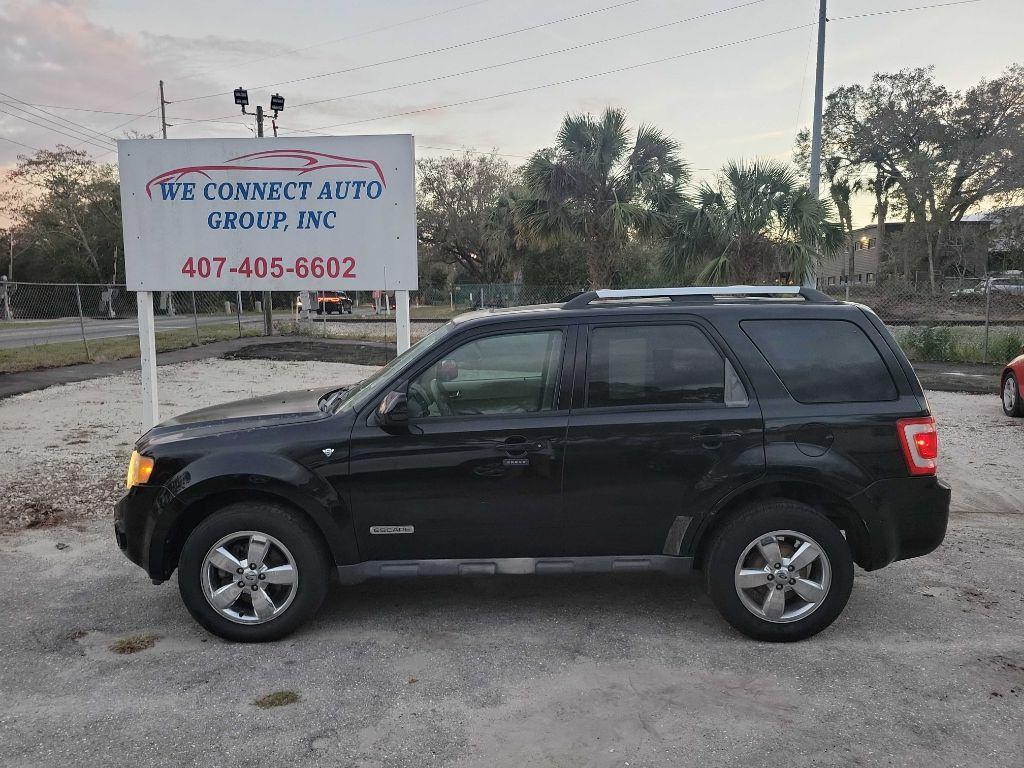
top-left (407, 382), bottom-right (432, 418)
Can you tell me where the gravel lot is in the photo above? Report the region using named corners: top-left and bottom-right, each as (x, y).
top-left (0, 361), bottom-right (1021, 767)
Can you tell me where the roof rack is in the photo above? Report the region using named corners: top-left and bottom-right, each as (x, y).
top-left (560, 285), bottom-right (837, 309)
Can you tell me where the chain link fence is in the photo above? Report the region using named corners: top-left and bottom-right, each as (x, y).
top-left (819, 275), bottom-right (1024, 363)
top-left (3, 278), bottom-right (1023, 373)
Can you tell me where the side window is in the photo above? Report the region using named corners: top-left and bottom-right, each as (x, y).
top-left (586, 324), bottom-right (726, 407)
top-left (408, 330), bottom-right (564, 418)
top-left (742, 319), bottom-right (897, 403)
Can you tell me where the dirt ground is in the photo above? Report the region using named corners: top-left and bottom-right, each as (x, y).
top-left (0, 361), bottom-right (1021, 767)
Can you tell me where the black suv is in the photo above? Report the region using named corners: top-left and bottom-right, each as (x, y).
top-left (115, 286), bottom-right (950, 642)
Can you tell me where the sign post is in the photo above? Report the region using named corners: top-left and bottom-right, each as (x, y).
top-left (136, 291), bottom-right (159, 429)
top-left (395, 290), bottom-right (410, 354)
top-left (118, 134), bottom-right (418, 429)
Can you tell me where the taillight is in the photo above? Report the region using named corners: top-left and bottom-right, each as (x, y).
top-left (897, 417), bottom-right (938, 476)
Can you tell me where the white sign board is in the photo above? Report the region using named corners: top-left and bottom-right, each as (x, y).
top-left (118, 135), bottom-right (417, 290)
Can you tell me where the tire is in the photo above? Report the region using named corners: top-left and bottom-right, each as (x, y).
top-left (178, 501), bottom-right (330, 642)
top-left (704, 499), bottom-right (854, 642)
top-left (1002, 373), bottom-right (1023, 417)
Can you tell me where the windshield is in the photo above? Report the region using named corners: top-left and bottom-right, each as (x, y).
top-left (330, 321), bottom-right (456, 413)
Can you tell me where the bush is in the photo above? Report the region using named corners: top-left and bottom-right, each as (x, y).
top-left (890, 325), bottom-right (1024, 364)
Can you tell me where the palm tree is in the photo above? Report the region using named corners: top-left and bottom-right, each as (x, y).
top-left (824, 156), bottom-right (860, 293)
top-left (661, 159), bottom-right (844, 285)
top-left (516, 108), bottom-right (688, 288)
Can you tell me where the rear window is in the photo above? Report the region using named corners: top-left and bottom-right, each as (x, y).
top-left (741, 319), bottom-right (897, 403)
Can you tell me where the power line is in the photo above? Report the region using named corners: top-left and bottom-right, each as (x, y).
top-left (0, 102), bottom-right (155, 119)
top-left (0, 135), bottom-right (39, 152)
top-left (281, 0), bottom-right (765, 113)
top-left (0, 101), bottom-right (256, 130)
top-left (172, 0), bottom-right (644, 104)
top-left (287, 0), bottom-right (982, 134)
top-left (0, 90), bottom-right (117, 147)
top-left (297, 23), bottom-right (815, 133)
top-left (829, 0), bottom-right (982, 22)
top-left (171, 0), bottom-right (499, 86)
top-left (0, 109), bottom-right (112, 152)
top-left (0, 104), bottom-right (114, 152)
top-left (4, 0), bottom-right (984, 157)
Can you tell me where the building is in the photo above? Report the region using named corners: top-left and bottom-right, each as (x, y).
top-left (817, 219), bottom-right (994, 287)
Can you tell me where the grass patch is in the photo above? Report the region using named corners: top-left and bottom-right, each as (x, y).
top-left (109, 633), bottom-right (159, 654)
top-left (410, 305), bottom-right (461, 319)
top-left (890, 325), bottom-right (1024, 364)
top-left (0, 323), bottom-right (261, 374)
top-left (254, 691), bottom-right (300, 709)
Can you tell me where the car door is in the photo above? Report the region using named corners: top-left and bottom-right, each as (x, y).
top-left (346, 323), bottom-right (576, 561)
top-left (561, 319), bottom-right (764, 556)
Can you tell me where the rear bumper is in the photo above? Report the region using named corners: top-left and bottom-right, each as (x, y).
top-left (848, 475), bottom-right (951, 570)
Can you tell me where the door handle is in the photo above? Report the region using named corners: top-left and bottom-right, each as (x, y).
top-left (693, 430), bottom-right (742, 448)
top-left (495, 436), bottom-right (547, 455)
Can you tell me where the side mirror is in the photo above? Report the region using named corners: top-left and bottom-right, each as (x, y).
top-left (377, 390), bottom-right (409, 431)
top-left (438, 359), bottom-right (459, 382)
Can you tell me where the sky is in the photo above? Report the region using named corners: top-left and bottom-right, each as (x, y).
top-left (1, 0), bottom-right (1021, 226)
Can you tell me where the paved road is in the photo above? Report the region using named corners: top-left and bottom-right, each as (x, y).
top-left (0, 314), bottom-right (282, 349)
top-left (0, 376), bottom-right (1021, 767)
top-left (0, 307), bottom-right (442, 349)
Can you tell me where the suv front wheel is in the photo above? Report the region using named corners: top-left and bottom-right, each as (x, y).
top-left (705, 500), bottom-right (854, 641)
top-left (178, 501), bottom-right (330, 642)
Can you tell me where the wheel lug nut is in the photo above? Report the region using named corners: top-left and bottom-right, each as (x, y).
top-left (776, 584), bottom-right (784, 590)
top-left (237, 581), bottom-right (244, 587)
top-left (236, 568), bottom-right (243, 574)
top-left (258, 574), bottom-right (266, 580)
top-left (251, 585), bottom-right (258, 591)
top-left (767, 574), bottom-right (774, 581)
top-left (789, 578), bottom-right (796, 585)
top-left (787, 565), bottom-right (794, 571)
top-left (774, 563), bottom-right (781, 569)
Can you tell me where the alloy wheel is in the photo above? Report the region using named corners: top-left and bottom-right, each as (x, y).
top-left (1004, 377), bottom-right (1017, 412)
top-left (734, 529), bottom-right (832, 623)
top-left (201, 530), bottom-right (298, 624)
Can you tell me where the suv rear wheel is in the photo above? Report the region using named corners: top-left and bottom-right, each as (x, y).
top-left (178, 501), bottom-right (329, 642)
top-left (705, 500), bottom-right (853, 641)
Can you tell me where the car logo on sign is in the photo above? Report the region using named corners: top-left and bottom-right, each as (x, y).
top-left (370, 525), bottom-right (414, 535)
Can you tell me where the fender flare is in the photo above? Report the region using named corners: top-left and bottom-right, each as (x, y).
top-left (678, 473), bottom-right (871, 567)
top-left (148, 451), bottom-right (357, 578)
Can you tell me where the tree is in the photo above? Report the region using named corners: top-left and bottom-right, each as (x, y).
top-left (516, 108), bottom-right (688, 288)
top-left (0, 147), bottom-right (122, 282)
top-left (661, 159), bottom-right (844, 285)
top-left (816, 65), bottom-right (1024, 289)
top-left (416, 152), bottom-right (518, 283)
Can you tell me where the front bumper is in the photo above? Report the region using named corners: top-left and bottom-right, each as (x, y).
top-left (848, 475), bottom-right (951, 570)
top-left (114, 484), bottom-right (167, 576)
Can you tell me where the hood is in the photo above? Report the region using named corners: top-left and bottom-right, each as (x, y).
top-left (141, 387), bottom-right (335, 446)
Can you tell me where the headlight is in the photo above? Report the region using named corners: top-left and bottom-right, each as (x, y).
top-left (125, 450), bottom-right (155, 488)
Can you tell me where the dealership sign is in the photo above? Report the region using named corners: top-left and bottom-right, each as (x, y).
top-left (117, 135), bottom-right (417, 290)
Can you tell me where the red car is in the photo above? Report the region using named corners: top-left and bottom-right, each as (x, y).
top-left (1001, 347), bottom-right (1024, 416)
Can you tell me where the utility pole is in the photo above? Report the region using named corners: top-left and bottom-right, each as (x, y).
top-left (804, 0), bottom-right (827, 289)
top-left (159, 80), bottom-right (169, 139)
top-left (253, 105), bottom-right (271, 332)
top-left (234, 89), bottom-right (285, 336)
